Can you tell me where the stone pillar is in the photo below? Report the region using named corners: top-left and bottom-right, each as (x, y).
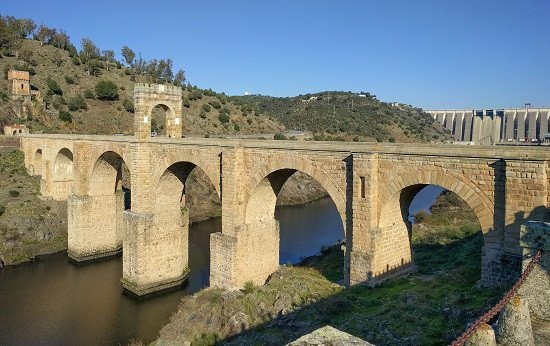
top-left (165, 99), bottom-right (183, 139)
top-left (496, 295), bottom-right (534, 346)
top-left (505, 111), bottom-right (515, 140)
top-left (516, 111), bottom-right (526, 140)
top-left (518, 221), bottom-right (550, 319)
top-left (472, 115), bottom-right (482, 144)
top-left (527, 110), bottom-right (537, 141)
top-left (454, 112), bottom-right (464, 141)
top-left (121, 207), bottom-right (189, 297)
top-left (465, 323), bottom-right (496, 346)
top-left (348, 153), bottom-right (379, 285)
top-left (445, 112), bottom-right (454, 131)
top-left (134, 86), bottom-right (152, 141)
top-left (539, 110), bottom-right (549, 140)
top-left (120, 142), bottom-right (189, 297)
top-left (68, 192), bottom-right (125, 262)
top-left (479, 160), bottom-right (549, 286)
top-left (211, 146), bottom-right (280, 289)
top-left (463, 112), bottom-right (474, 141)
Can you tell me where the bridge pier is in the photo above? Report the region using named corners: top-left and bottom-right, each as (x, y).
top-left (68, 192), bottom-right (125, 262)
top-left (211, 220), bottom-right (280, 289)
top-left (121, 208), bottom-right (189, 297)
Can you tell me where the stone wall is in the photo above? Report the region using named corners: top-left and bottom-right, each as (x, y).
top-left (20, 134), bottom-right (550, 294)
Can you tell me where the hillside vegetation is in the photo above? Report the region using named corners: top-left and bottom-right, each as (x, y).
top-left (0, 15), bottom-right (451, 142)
top-left (155, 191), bottom-right (503, 345)
top-left (0, 145), bottom-right (67, 265)
top-left (230, 93), bottom-right (452, 142)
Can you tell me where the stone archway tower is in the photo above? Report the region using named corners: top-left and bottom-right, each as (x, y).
top-left (133, 83), bottom-right (183, 140)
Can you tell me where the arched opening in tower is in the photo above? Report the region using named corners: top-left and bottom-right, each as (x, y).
top-left (150, 104), bottom-right (170, 136)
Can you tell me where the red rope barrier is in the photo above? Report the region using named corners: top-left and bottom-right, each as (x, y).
top-left (450, 250), bottom-right (542, 346)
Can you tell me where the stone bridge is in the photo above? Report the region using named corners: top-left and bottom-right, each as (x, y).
top-left (18, 84), bottom-right (550, 297)
top-left (20, 134), bottom-right (550, 296)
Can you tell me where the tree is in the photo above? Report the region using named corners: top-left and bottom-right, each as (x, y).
top-left (86, 59), bottom-right (103, 76)
top-left (51, 30), bottom-right (70, 50)
top-left (173, 69), bottom-right (186, 86)
top-left (121, 46), bottom-right (135, 66)
top-left (160, 58), bottom-right (173, 82)
top-left (46, 78), bottom-right (63, 95)
top-left (80, 37), bottom-right (100, 60)
top-left (34, 24), bottom-right (57, 45)
top-left (95, 80), bottom-right (119, 100)
top-left (102, 49), bottom-right (115, 70)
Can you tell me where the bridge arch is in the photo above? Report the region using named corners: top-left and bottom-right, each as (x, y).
top-left (150, 160), bottom-right (221, 287)
top-left (242, 166), bottom-right (345, 286)
top-left (54, 148), bottom-right (73, 181)
top-left (33, 149), bottom-right (42, 175)
top-left (68, 150), bottom-right (131, 262)
top-left (374, 170), bottom-right (494, 279)
top-left (246, 159), bottom-right (346, 223)
top-left (378, 170), bottom-right (493, 232)
top-left (89, 151), bottom-right (130, 197)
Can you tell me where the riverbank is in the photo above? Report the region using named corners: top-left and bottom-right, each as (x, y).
top-left (0, 146), bottom-right (328, 266)
top-left (0, 147), bottom-right (67, 266)
top-left (155, 191), bottom-right (506, 345)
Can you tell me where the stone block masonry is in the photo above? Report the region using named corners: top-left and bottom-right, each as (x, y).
top-left (22, 133), bottom-right (550, 296)
top-left (17, 83), bottom-right (549, 296)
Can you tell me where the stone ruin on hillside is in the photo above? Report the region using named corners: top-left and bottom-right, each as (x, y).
top-left (7, 70), bottom-right (43, 119)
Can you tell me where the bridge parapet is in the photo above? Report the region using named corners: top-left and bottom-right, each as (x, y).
top-left (133, 83), bottom-right (182, 97)
top-left (18, 133), bottom-right (550, 295)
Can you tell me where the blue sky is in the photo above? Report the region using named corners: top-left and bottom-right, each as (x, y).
top-left (1, 1), bottom-right (549, 109)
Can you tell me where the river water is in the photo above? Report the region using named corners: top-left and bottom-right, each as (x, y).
top-left (0, 188), bottom-right (440, 344)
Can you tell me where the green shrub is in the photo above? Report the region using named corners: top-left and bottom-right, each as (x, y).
top-left (83, 89), bottom-right (95, 99)
top-left (123, 98), bottom-right (134, 112)
top-left (201, 103), bottom-right (211, 112)
top-left (65, 75), bottom-right (76, 84)
top-left (0, 90), bottom-right (10, 102)
top-left (95, 80), bottom-right (119, 100)
top-left (233, 123), bottom-right (240, 131)
top-left (58, 110), bottom-right (72, 123)
top-left (8, 190), bottom-right (19, 197)
top-left (199, 110), bottom-right (207, 119)
top-left (188, 90), bottom-right (203, 101)
top-left (274, 133), bottom-right (287, 140)
top-left (182, 97), bottom-right (191, 108)
top-left (208, 100), bottom-right (221, 109)
top-left (67, 94), bottom-right (87, 111)
top-left (242, 281), bottom-right (256, 294)
top-left (46, 78), bottom-right (62, 95)
top-left (218, 112), bottom-right (230, 123)
top-left (191, 333), bottom-right (218, 346)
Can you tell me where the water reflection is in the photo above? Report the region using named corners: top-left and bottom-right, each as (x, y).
top-left (408, 185), bottom-right (444, 223)
top-left (0, 197), bottom-right (346, 344)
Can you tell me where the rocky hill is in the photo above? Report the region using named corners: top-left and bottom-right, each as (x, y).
top-left (230, 92), bottom-right (452, 142)
top-left (0, 14), bottom-right (451, 142)
top-left (0, 39), bottom-right (283, 136)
